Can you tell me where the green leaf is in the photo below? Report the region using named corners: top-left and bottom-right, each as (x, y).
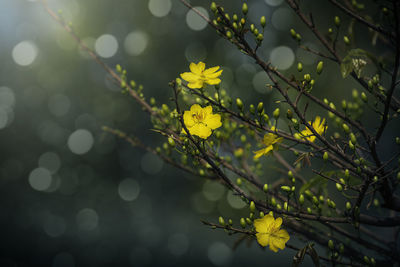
top-left (299, 175), bottom-right (327, 194)
top-left (340, 49), bottom-right (369, 78)
top-left (292, 246), bottom-right (307, 267)
top-left (307, 243), bottom-right (320, 267)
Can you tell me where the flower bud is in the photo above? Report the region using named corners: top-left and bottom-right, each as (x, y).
top-left (363, 256), bottom-right (370, 265)
top-left (312, 196), bottom-right (319, 205)
top-left (263, 184), bottom-right (268, 192)
top-left (304, 74), bottom-right (311, 82)
top-left (226, 31), bottom-right (232, 39)
top-left (233, 14), bottom-right (238, 21)
top-left (323, 151), bottom-right (329, 161)
top-left (336, 183), bottom-right (343, 192)
top-left (273, 108), bottom-right (280, 119)
top-left (328, 240), bottom-right (334, 250)
top-left (286, 109), bottom-right (293, 119)
top-left (299, 194), bottom-right (304, 204)
top-left (256, 33), bottom-right (264, 42)
top-left (257, 102), bottom-right (264, 113)
top-left (249, 104), bottom-right (255, 114)
top-left (334, 16), bottom-right (340, 27)
top-left (236, 98), bottom-right (243, 110)
top-left (259, 211), bottom-right (264, 218)
top-left (307, 207), bottom-right (312, 214)
top-left (250, 201), bottom-right (256, 212)
top-left (281, 185), bottom-right (291, 192)
top-left (339, 243), bottom-right (344, 253)
top-left (290, 28), bottom-right (296, 38)
top-left (344, 36), bottom-right (350, 45)
top-left (236, 218), bottom-right (244, 229)
top-left (346, 201), bottom-right (352, 210)
top-left (297, 62), bottom-right (303, 72)
top-left (218, 216), bottom-right (225, 226)
top-left (342, 123), bottom-right (350, 134)
top-left (316, 61), bottom-right (324, 74)
top-left (242, 3), bottom-right (248, 14)
top-left (246, 217), bottom-right (252, 225)
top-left (240, 18), bottom-right (245, 25)
top-left (260, 16), bottom-right (266, 27)
top-left (236, 178), bottom-right (242, 185)
top-left (361, 92), bottom-right (367, 102)
top-left (349, 140), bottom-right (355, 150)
top-left (350, 133), bottom-right (357, 144)
top-left (168, 137), bottom-right (175, 147)
top-left (210, 2), bottom-right (217, 12)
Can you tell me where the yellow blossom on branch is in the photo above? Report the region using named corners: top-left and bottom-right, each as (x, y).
top-left (300, 116), bottom-right (327, 142)
top-left (182, 104), bottom-right (222, 139)
top-left (254, 214), bottom-right (290, 252)
top-left (253, 127), bottom-right (283, 159)
top-left (180, 62), bottom-right (223, 89)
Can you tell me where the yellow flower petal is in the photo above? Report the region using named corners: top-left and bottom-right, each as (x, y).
top-left (205, 69), bottom-right (223, 79)
top-left (205, 114), bottom-right (222, 129)
top-left (190, 123), bottom-right (211, 139)
top-left (183, 110), bottom-right (195, 127)
top-left (203, 105), bottom-right (213, 116)
top-left (180, 72), bottom-right (200, 82)
top-left (205, 78), bottom-right (221, 85)
top-left (254, 215), bottom-right (274, 233)
top-left (203, 66), bottom-right (220, 75)
top-left (255, 233), bottom-right (270, 247)
top-left (189, 62), bottom-right (205, 74)
top-left (188, 80), bottom-right (204, 89)
top-left (190, 104), bottom-right (202, 113)
top-left (269, 242), bottom-right (279, 252)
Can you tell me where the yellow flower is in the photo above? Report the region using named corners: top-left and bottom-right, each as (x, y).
top-left (180, 62), bottom-right (223, 89)
top-left (253, 128), bottom-right (283, 159)
top-left (254, 214), bottom-right (290, 252)
top-left (182, 104), bottom-right (222, 139)
top-left (300, 116), bottom-right (327, 142)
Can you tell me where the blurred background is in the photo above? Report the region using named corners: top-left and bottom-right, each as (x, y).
top-left (1, 0), bottom-right (398, 266)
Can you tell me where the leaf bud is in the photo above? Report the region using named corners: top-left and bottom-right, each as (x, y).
top-left (316, 61), bottom-right (324, 74)
top-left (336, 183), bottom-right (343, 192)
top-left (242, 3), bottom-right (248, 15)
top-left (250, 201), bottom-right (256, 212)
top-left (273, 108), bottom-right (280, 119)
top-left (334, 16), bottom-right (340, 27)
top-left (218, 216), bottom-right (225, 226)
top-left (260, 16), bottom-right (266, 27)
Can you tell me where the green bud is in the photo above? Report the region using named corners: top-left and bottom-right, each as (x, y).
top-left (316, 61), bottom-right (324, 74)
top-left (328, 240), bottom-right (334, 250)
top-left (346, 202), bottom-right (352, 210)
top-left (233, 14), bottom-right (238, 21)
top-left (397, 172), bottom-right (400, 181)
top-left (256, 33), bottom-right (264, 42)
top-left (341, 100), bottom-right (347, 110)
top-left (339, 178), bottom-right (346, 184)
top-left (242, 3), bottom-right (248, 15)
top-left (323, 98), bottom-right (329, 105)
top-left (218, 216), bottom-right (225, 226)
top-left (228, 219), bottom-right (233, 225)
top-left (250, 201), bottom-right (256, 212)
top-left (345, 169), bottom-right (349, 178)
top-left (281, 185), bottom-right (291, 192)
top-left (342, 123), bottom-right (350, 134)
top-left (329, 200), bottom-right (336, 209)
top-left (312, 196), bottom-right (319, 205)
top-left (260, 16), bottom-right (266, 27)
top-left (263, 184), bottom-right (269, 192)
top-left (349, 140), bottom-right (355, 150)
top-left (339, 243), bottom-right (344, 253)
top-left (226, 31), bottom-right (232, 39)
top-left (336, 183), bottom-right (343, 192)
top-left (297, 62), bottom-right (303, 72)
top-left (259, 211), bottom-right (264, 218)
top-left (361, 92), bottom-right (367, 102)
top-left (288, 171), bottom-right (293, 178)
top-left (249, 104), bottom-right (255, 114)
top-left (290, 28), bottom-right (296, 38)
top-left (296, 33), bottom-right (301, 41)
top-left (396, 137), bottom-right (400, 144)
top-left (299, 194), bottom-right (305, 204)
top-left (250, 24), bottom-right (255, 32)
top-left (323, 151), bottom-right (329, 161)
top-left (210, 2), bottom-right (217, 12)
top-left (344, 36), bottom-right (350, 45)
top-left (350, 133), bottom-right (357, 144)
top-left (236, 178), bottom-right (242, 185)
top-left (334, 16), bottom-right (340, 27)
top-left (253, 28), bottom-right (259, 35)
top-left (328, 28), bottom-right (333, 34)
top-left (246, 217), bottom-right (252, 225)
top-left (286, 109), bottom-right (293, 119)
top-left (304, 73), bottom-right (311, 82)
top-left (116, 64), bottom-right (122, 73)
top-left (273, 108), bottom-right (280, 119)
top-left (240, 134), bottom-right (246, 143)
top-left (257, 102), bottom-right (264, 113)
top-left (236, 98), bottom-right (244, 110)
top-left (363, 256), bottom-right (370, 265)
top-left (370, 258), bottom-right (376, 266)
top-left (224, 13), bottom-right (230, 21)
top-left (307, 207), bottom-right (312, 214)
top-left (305, 190), bottom-right (313, 198)
top-left (232, 22), bottom-right (238, 30)
top-left (240, 218), bottom-right (246, 228)
top-left (271, 197), bottom-right (276, 206)
top-left (168, 137), bottom-right (175, 147)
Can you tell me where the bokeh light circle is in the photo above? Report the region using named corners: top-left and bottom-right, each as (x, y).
top-left (76, 208), bottom-right (98, 231)
top-left (270, 46), bottom-right (295, 70)
top-left (12, 41), bottom-right (38, 66)
top-left (186, 7), bottom-right (209, 31)
top-left (95, 34), bottom-right (118, 58)
top-left (207, 242), bottom-right (232, 266)
top-left (67, 129), bottom-right (94, 155)
top-left (148, 0), bottom-right (172, 17)
top-left (124, 31), bottom-right (148, 56)
top-left (29, 167), bottom-right (52, 191)
top-left (265, 0), bottom-right (284, 6)
top-left (38, 152), bottom-right (61, 174)
top-left (118, 178), bottom-right (140, 201)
